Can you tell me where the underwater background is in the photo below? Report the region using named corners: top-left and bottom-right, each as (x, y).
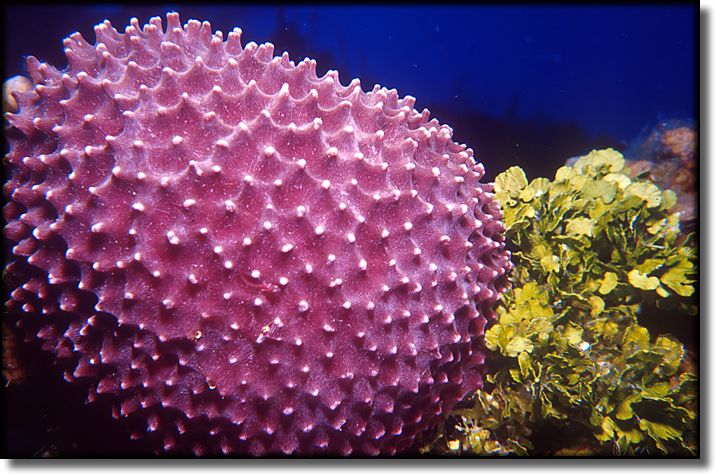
top-left (4, 4), bottom-right (696, 180)
top-left (2, 4), bottom-right (699, 458)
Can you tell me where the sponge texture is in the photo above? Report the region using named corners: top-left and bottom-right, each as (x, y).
top-left (4, 13), bottom-right (511, 455)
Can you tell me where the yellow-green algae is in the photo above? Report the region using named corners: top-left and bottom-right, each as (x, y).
top-left (424, 149), bottom-right (697, 456)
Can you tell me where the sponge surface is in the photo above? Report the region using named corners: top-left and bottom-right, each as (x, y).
top-left (4, 12), bottom-right (511, 455)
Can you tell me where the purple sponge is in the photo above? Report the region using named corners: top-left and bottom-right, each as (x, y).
top-left (4, 12), bottom-right (511, 455)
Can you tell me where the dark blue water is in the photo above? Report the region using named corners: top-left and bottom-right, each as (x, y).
top-left (4, 5), bottom-right (696, 179)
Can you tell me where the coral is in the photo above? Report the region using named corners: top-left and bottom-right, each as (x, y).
top-left (3, 13), bottom-right (511, 455)
top-left (2, 320), bottom-right (27, 385)
top-left (565, 120), bottom-right (697, 230)
top-left (425, 149), bottom-right (697, 456)
top-left (661, 127), bottom-right (696, 164)
top-left (626, 119), bottom-right (696, 167)
top-left (623, 120), bottom-right (697, 227)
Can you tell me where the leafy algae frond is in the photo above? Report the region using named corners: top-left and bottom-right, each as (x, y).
top-left (427, 148), bottom-right (697, 456)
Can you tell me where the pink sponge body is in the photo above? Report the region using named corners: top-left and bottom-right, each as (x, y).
top-left (4, 13), bottom-right (511, 455)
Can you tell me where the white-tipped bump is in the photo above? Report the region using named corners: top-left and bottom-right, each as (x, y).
top-left (166, 230), bottom-right (179, 245)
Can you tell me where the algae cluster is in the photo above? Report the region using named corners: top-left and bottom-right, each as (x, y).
top-left (424, 149), bottom-right (697, 456)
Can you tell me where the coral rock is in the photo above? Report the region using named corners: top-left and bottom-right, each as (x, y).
top-left (4, 12), bottom-right (511, 455)
top-left (623, 120), bottom-right (697, 229)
